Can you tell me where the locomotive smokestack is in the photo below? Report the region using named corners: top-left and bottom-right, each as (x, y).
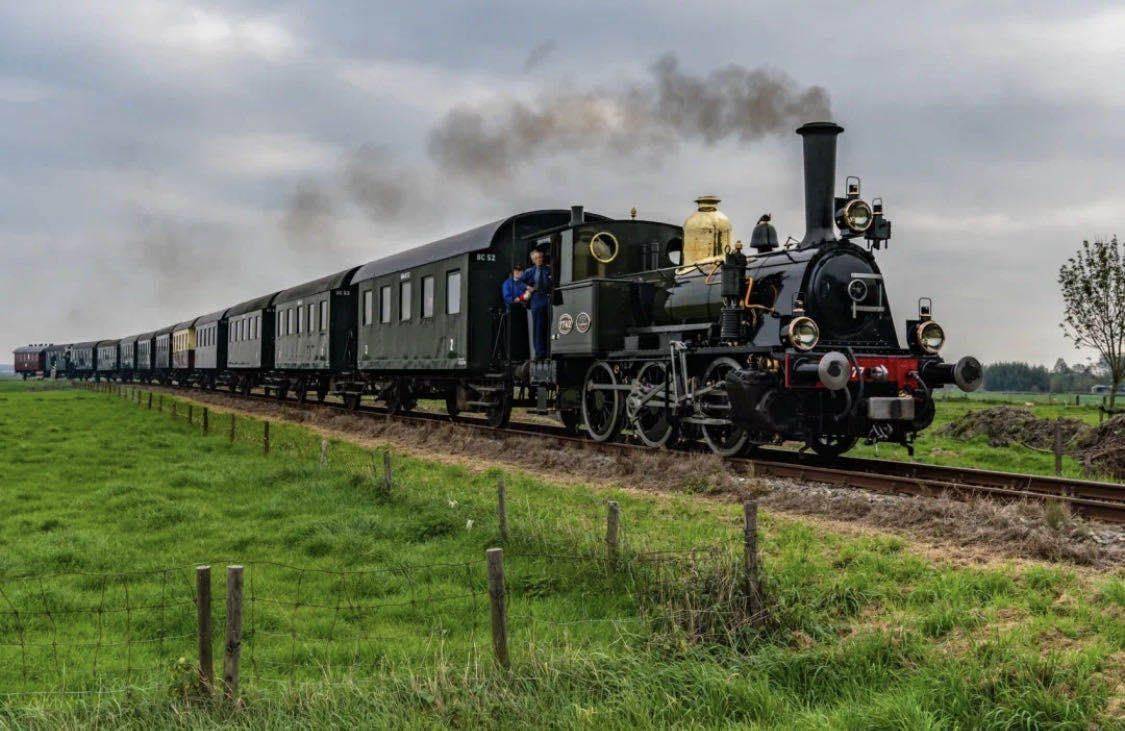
top-left (570, 205), bottom-right (585, 226)
top-left (796, 121), bottom-right (843, 249)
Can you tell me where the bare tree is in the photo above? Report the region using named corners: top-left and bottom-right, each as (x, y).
top-left (1059, 236), bottom-right (1125, 409)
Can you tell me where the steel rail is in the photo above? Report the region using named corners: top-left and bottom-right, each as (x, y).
top-left (99, 381), bottom-right (1125, 524)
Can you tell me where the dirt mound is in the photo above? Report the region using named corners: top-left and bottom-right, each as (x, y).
top-left (939, 407), bottom-right (1088, 453)
top-left (1076, 414), bottom-right (1125, 479)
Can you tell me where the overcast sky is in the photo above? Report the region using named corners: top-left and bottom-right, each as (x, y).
top-left (2, 1), bottom-right (1122, 366)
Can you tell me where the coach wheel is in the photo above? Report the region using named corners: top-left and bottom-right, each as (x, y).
top-left (700, 357), bottom-right (752, 457)
top-left (343, 393), bottom-right (361, 411)
top-left (582, 361), bottom-right (623, 443)
top-left (240, 381), bottom-right (252, 397)
top-left (276, 383), bottom-right (289, 401)
top-left (386, 381), bottom-right (416, 414)
top-left (316, 382), bottom-right (328, 403)
top-left (627, 361), bottom-right (678, 448)
top-left (806, 434), bottom-right (857, 458)
top-left (296, 379), bottom-right (309, 404)
top-left (485, 388), bottom-right (511, 429)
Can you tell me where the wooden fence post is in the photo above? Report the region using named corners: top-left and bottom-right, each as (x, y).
top-left (223, 565), bottom-right (244, 703)
top-left (196, 565), bottom-right (213, 694)
top-left (743, 499), bottom-right (763, 617)
top-left (383, 450), bottom-right (393, 494)
top-left (486, 548), bottom-right (510, 669)
top-left (320, 438), bottom-right (329, 467)
top-left (148, 392), bottom-right (153, 410)
top-left (203, 407), bottom-right (209, 435)
top-left (497, 477), bottom-right (508, 543)
top-left (188, 404), bottom-right (193, 425)
top-left (1054, 419), bottom-right (1063, 476)
top-left (172, 402), bottom-right (177, 418)
top-left (605, 501), bottom-right (620, 569)
top-left (263, 422), bottom-right (270, 456)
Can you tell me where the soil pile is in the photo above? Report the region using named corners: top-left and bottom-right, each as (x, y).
top-left (1076, 414), bottom-right (1125, 479)
top-left (939, 407), bottom-right (1087, 453)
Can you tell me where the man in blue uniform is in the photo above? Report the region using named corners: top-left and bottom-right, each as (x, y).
top-left (520, 249), bottom-right (552, 360)
top-left (501, 263), bottom-right (528, 309)
top-left (501, 263), bottom-right (531, 361)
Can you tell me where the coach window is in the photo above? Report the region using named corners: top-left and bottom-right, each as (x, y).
top-left (363, 290), bottom-right (373, 325)
top-left (446, 270), bottom-right (462, 315)
top-left (380, 286), bottom-right (391, 324)
top-left (422, 276), bottom-right (435, 318)
top-left (320, 300), bottom-right (328, 331)
top-left (252, 316), bottom-right (258, 340)
top-left (400, 281), bottom-right (412, 321)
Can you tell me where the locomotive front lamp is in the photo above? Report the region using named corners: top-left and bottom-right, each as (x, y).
top-left (916, 320), bottom-right (946, 354)
top-left (787, 316), bottom-right (820, 351)
top-left (837, 199), bottom-right (873, 234)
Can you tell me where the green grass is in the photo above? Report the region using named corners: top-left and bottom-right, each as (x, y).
top-left (0, 383), bottom-right (1121, 727)
top-left (849, 391), bottom-right (1118, 480)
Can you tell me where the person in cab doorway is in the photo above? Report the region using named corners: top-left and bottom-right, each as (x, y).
top-left (520, 249), bottom-right (552, 360)
top-left (501, 263), bottom-right (531, 362)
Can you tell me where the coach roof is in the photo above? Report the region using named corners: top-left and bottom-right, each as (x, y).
top-left (351, 209), bottom-right (607, 283)
top-left (226, 292), bottom-right (279, 318)
top-left (275, 267), bottom-right (361, 304)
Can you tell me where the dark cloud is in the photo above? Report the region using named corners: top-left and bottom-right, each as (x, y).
top-left (428, 53), bottom-right (830, 180)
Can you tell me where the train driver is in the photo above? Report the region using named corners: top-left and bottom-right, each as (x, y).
top-left (520, 249), bottom-right (552, 360)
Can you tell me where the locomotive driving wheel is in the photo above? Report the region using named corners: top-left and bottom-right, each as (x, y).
top-left (699, 357), bottom-right (753, 457)
top-left (581, 361), bottom-right (623, 442)
top-left (626, 361), bottom-right (678, 448)
top-left (806, 434), bottom-right (858, 458)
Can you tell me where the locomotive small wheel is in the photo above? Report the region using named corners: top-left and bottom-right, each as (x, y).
top-left (560, 409), bottom-right (581, 435)
top-left (806, 434), bottom-right (858, 458)
top-left (581, 361), bottom-right (623, 443)
top-left (627, 361), bottom-right (678, 449)
top-left (445, 393), bottom-right (461, 419)
top-left (699, 357), bottom-right (752, 457)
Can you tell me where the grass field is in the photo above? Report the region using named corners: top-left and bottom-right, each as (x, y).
top-left (0, 382), bottom-right (1121, 727)
top-left (847, 391), bottom-right (1115, 480)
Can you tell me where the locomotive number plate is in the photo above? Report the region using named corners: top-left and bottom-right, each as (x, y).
top-left (475, 253), bottom-right (496, 262)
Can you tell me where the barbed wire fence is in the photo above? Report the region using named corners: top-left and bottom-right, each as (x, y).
top-left (6, 383), bottom-right (768, 708)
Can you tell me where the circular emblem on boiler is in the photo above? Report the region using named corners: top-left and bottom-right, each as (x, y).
top-left (575, 312), bottom-right (591, 334)
top-left (558, 313), bottom-right (574, 335)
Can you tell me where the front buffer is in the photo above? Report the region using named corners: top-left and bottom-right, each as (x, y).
top-left (726, 351), bottom-right (982, 456)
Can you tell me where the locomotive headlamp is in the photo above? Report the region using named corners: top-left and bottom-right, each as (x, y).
top-left (787, 316), bottom-right (820, 351)
top-left (916, 320), bottom-right (946, 354)
top-left (837, 199), bottom-right (873, 234)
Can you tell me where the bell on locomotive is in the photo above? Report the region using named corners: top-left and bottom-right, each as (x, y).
top-left (716, 120), bottom-right (982, 457)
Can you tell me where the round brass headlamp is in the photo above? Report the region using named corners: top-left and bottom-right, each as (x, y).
top-left (836, 199), bottom-right (873, 234)
top-left (787, 316), bottom-right (820, 351)
top-left (916, 320), bottom-right (946, 354)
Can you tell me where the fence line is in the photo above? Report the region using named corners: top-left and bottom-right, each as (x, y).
top-left (2, 383), bottom-right (768, 704)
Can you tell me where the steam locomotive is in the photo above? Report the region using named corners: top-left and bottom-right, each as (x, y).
top-left (16, 121), bottom-right (981, 458)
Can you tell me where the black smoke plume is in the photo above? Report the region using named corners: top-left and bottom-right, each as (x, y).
top-left (428, 53), bottom-right (831, 179)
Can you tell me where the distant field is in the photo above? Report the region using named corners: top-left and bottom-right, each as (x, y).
top-left (851, 390), bottom-right (1117, 479)
top-left (0, 383), bottom-right (1120, 726)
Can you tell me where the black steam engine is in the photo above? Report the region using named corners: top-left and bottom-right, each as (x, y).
top-left (542, 121), bottom-right (982, 456)
top-left (19, 120), bottom-right (981, 459)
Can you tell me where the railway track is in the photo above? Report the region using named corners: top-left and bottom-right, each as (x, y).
top-left (92, 381), bottom-right (1125, 525)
